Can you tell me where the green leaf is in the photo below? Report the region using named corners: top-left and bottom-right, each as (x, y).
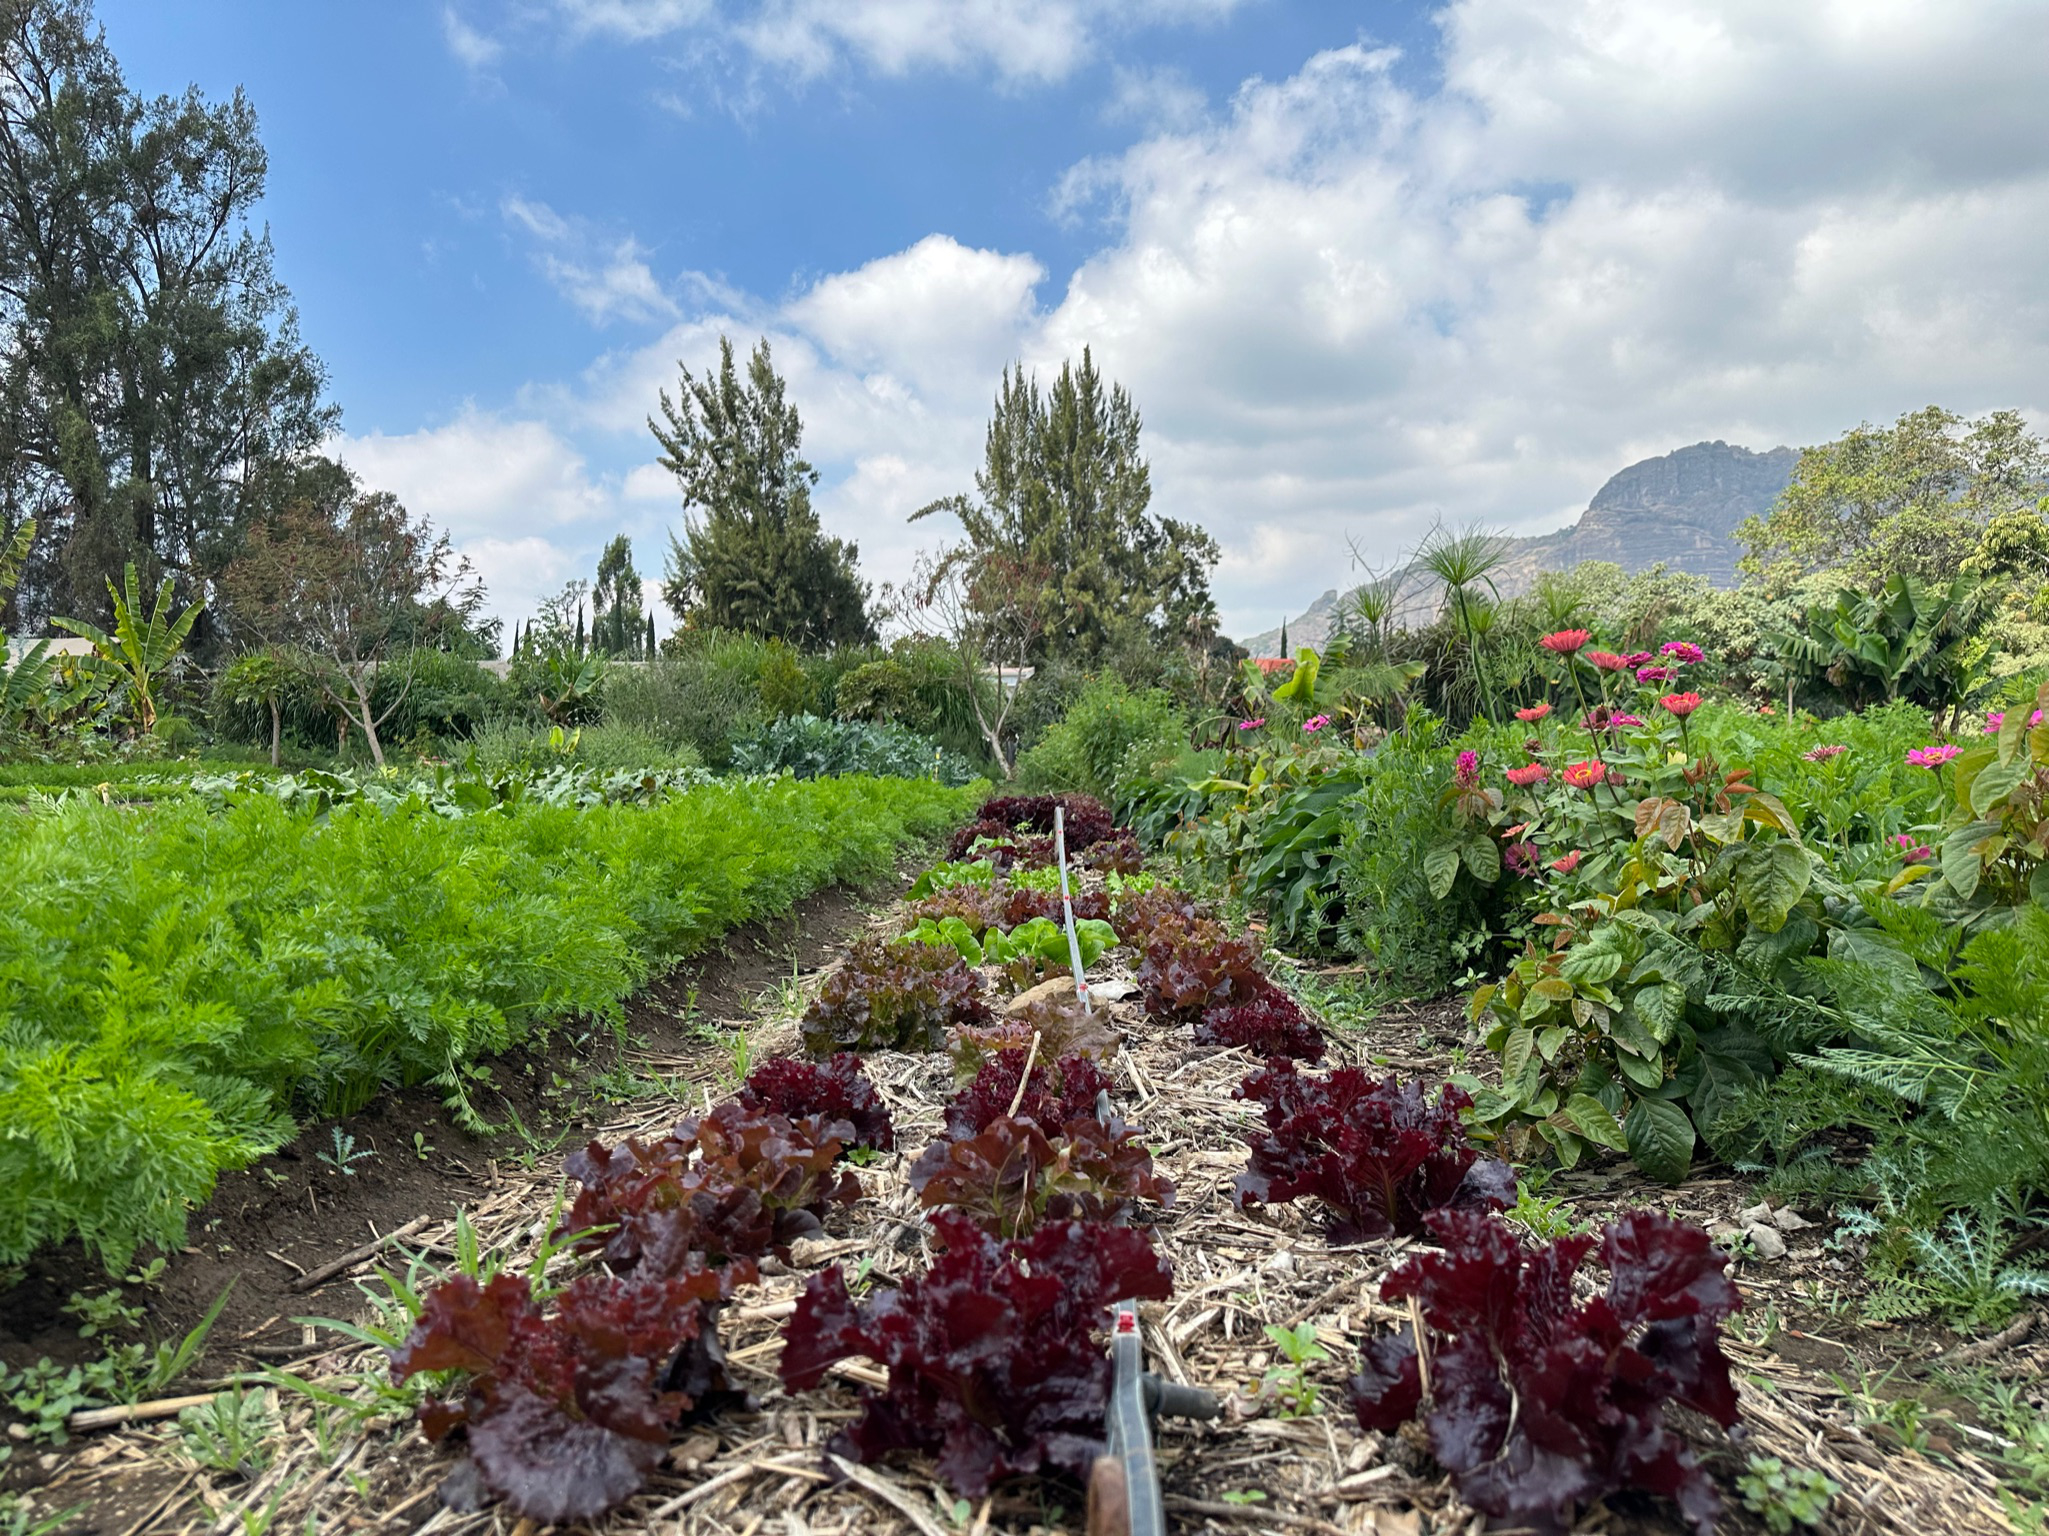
top-left (2033, 862), bottom-right (2049, 911)
top-left (1623, 1097), bottom-right (1695, 1184)
top-left (1423, 841), bottom-right (1462, 900)
top-left (1615, 1046), bottom-right (1667, 1093)
top-left (1633, 980), bottom-right (1688, 1044)
top-left (1969, 751), bottom-right (2030, 816)
top-left (1499, 1027), bottom-right (1535, 1092)
top-left (1732, 841), bottom-right (1809, 932)
top-left (1460, 834), bottom-right (1500, 884)
top-left (1940, 820), bottom-right (2001, 901)
top-left (1536, 1026), bottom-right (1568, 1061)
top-left (1563, 1092), bottom-right (1628, 1151)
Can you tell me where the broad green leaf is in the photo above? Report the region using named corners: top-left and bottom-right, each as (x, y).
top-left (1461, 833), bottom-right (1500, 884)
top-left (1732, 841), bottom-right (1809, 932)
top-left (1499, 1027), bottom-right (1535, 1088)
top-left (2032, 861), bottom-right (2049, 911)
top-left (1999, 702), bottom-right (2029, 766)
top-left (1536, 1123), bottom-right (1585, 1169)
top-left (1940, 820), bottom-right (2001, 901)
top-left (1698, 809), bottom-right (1743, 845)
top-left (1615, 1046), bottom-right (1667, 1093)
top-left (1623, 1097), bottom-right (1695, 1184)
top-left (1423, 841), bottom-right (1461, 900)
top-left (1633, 980), bottom-right (1688, 1044)
top-left (1969, 751), bottom-right (2030, 816)
top-left (1563, 1092), bottom-right (1628, 1151)
top-left (1741, 792), bottom-right (1801, 843)
top-left (1536, 1025), bottom-right (1569, 1061)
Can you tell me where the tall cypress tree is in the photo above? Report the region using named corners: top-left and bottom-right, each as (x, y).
top-left (592, 534), bottom-right (643, 656)
top-left (650, 337), bottom-right (873, 647)
top-left (917, 348), bottom-right (1218, 664)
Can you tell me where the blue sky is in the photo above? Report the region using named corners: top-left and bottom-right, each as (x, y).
top-left (97, 1), bottom-right (2049, 641)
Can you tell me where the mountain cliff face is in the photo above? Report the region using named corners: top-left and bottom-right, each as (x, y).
top-left (1241, 441), bottom-right (1796, 655)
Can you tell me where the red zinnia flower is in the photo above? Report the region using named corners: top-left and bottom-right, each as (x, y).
top-left (1562, 760), bottom-right (1607, 790)
top-left (1549, 851), bottom-right (1583, 875)
top-left (1505, 763), bottom-right (1549, 787)
top-left (1660, 691), bottom-right (1702, 718)
top-left (1515, 702), bottom-right (1552, 722)
top-left (1585, 650), bottom-right (1629, 672)
top-left (1539, 629), bottom-right (1591, 655)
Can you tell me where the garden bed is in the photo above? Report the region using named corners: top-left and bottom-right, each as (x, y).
top-left (11, 858), bottom-right (2030, 1536)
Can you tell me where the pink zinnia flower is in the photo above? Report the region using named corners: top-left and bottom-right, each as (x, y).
top-left (1505, 763), bottom-right (1549, 787)
top-left (1610, 712), bottom-right (1645, 728)
top-left (1585, 650), bottom-right (1629, 672)
top-left (1661, 641), bottom-right (1706, 665)
top-left (1549, 851), bottom-right (1583, 875)
top-left (1503, 841), bottom-right (1539, 877)
top-left (1622, 652), bottom-right (1653, 667)
top-left (1635, 665), bottom-right (1675, 684)
top-left (1803, 744), bottom-right (1847, 762)
top-left (1539, 629), bottom-right (1592, 655)
top-left (1892, 833), bottom-right (1932, 864)
top-left (1563, 760), bottom-right (1607, 790)
top-left (1515, 702), bottom-right (1552, 722)
top-left (1660, 691), bottom-right (1702, 718)
top-left (1985, 710), bottom-right (2046, 732)
top-left (1905, 744), bottom-right (1959, 768)
top-left (1455, 749), bottom-right (1480, 787)
top-left (1303, 714), bottom-right (1331, 732)
top-left (1237, 717), bottom-right (1266, 731)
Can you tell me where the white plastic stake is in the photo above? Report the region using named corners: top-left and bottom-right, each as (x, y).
top-left (1054, 805), bottom-right (1089, 1005)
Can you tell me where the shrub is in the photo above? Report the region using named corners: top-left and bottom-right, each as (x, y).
top-left (367, 647), bottom-right (514, 743)
top-left (604, 638), bottom-right (768, 766)
top-left (1233, 1059), bottom-right (1513, 1242)
top-left (1013, 674), bottom-right (1186, 807)
top-left (778, 1212), bottom-right (1174, 1496)
top-left (800, 937), bottom-right (990, 1055)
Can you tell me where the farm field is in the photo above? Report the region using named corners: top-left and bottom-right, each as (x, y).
top-left (8, 744), bottom-right (2045, 1536)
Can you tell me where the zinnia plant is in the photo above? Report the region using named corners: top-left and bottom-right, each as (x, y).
top-left (1237, 717), bottom-right (1265, 731)
top-left (1562, 760), bottom-right (1607, 790)
top-left (1505, 763), bottom-right (1548, 787)
top-left (1659, 692), bottom-right (1701, 718)
top-left (1538, 629), bottom-right (1591, 655)
top-left (1892, 834), bottom-right (1932, 864)
top-left (1802, 744), bottom-right (1846, 762)
top-left (1515, 702), bottom-right (1551, 722)
top-left (1584, 650), bottom-right (1628, 672)
top-left (1549, 850), bottom-right (1583, 874)
top-left (1905, 744), bottom-right (1959, 768)
top-left (1660, 641), bottom-right (1705, 665)
top-left (1303, 713), bottom-right (1331, 732)
top-left (1985, 710), bottom-right (2045, 732)
top-left (1635, 664), bottom-right (1674, 684)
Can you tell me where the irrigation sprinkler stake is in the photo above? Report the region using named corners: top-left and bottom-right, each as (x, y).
top-left (1088, 1300), bottom-right (1220, 1536)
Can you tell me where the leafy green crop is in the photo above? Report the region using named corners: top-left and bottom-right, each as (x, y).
top-left (0, 775), bottom-right (977, 1270)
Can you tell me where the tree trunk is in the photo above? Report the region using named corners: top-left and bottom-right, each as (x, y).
top-left (268, 698), bottom-right (281, 768)
top-left (348, 669), bottom-right (385, 768)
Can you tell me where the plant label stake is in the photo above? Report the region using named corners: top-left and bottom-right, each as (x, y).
top-left (1055, 805), bottom-right (1089, 1005)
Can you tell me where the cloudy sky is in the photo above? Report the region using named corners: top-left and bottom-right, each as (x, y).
top-left (102, 0), bottom-right (2049, 642)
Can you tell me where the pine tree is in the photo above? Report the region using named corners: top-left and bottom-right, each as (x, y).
top-left (650, 337), bottom-right (873, 647)
top-left (917, 348), bottom-right (1218, 665)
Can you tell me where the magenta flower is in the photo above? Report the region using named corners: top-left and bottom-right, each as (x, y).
top-left (1302, 714), bottom-right (1331, 732)
top-left (1622, 651), bottom-right (1653, 667)
top-left (1985, 710), bottom-right (2046, 732)
top-left (1237, 717), bottom-right (1266, 731)
top-left (1455, 749), bottom-right (1480, 787)
top-left (1905, 744), bottom-right (1959, 768)
top-left (1610, 712), bottom-right (1646, 728)
top-left (1803, 744), bottom-right (1847, 762)
top-left (1635, 665), bottom-right (1675, 684)
top-left (1503, 841), bottom-right (1539, 877)
top-left (1660, 641), bottom-right (1705, 665)
top-left (1892, 834), bottom-right (1932, 864)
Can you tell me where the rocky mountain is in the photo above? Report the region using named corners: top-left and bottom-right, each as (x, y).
top-left (1241, 440), bottom-right (1797, 655)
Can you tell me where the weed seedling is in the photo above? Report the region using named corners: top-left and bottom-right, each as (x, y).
top-left (1259, 1321), bottom-right (1329, 1417)
top-left (1220, 1490), bottom-right (1267, 1506)
top-left (177, 1388), bottom-right (276, 1477)
top-left (316, 1127), bottom-right (374, 1176)
top-left (1737, 1455), bottom-right (1838, 1532)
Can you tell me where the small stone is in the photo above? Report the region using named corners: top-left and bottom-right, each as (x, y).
top-left (1263, 1249), bottom-right (1297, 1275)
top-left (1737, 1201), bottom-right (1773, 1225)
top-left (1771, 1207), bottom-right (1815, 1231)
top-left (1743, 1222), bottom-right (1788, 1260)
top-left (1708, 1222), bottom-right (1743, 1245)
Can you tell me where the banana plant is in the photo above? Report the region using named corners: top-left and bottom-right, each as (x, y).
top-left (54, 563), bottom-right (202, 734)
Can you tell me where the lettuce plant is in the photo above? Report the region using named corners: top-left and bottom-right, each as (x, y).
top-left (909, 1113), bottom-right (1173, 1237)
top-left (801, 936), bottom-right (990, 1054)
top-left (736, 1053), bottom-right (893, 1153)
top-left (1194, 992), bottom-right (1326, 1062)
top-left (1233, 1060), bottom-right (1513, 1242)
top-left (1348, 1208), bottom-right (1742, 1536)
top-left (1137, 917), bottom-right (1272, 1020)
top-left (779, 1212), bottom-right (1172, 1496)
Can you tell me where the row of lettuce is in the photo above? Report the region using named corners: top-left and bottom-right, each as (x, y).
top-left (0, 773), bottom-right (981, 1271)
top-left (382, 792), bottom-right (1750, 1536)
top-left (1081, 642), bottom-right (2049, 1326)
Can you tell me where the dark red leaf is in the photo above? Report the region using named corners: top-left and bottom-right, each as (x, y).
top-left (738, 1054), bottom-right (895, 1153)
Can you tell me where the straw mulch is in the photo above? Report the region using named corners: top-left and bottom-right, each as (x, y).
top-left (35, 899), bottom-right (2023, 1536)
